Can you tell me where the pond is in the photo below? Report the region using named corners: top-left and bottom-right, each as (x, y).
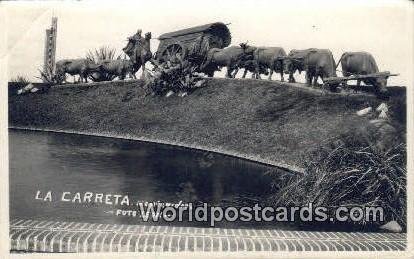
top-left (9, 129), bottom-right (289, 229)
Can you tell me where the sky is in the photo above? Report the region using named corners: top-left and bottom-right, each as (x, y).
top-left (3, 0), bottom-right (414, 86)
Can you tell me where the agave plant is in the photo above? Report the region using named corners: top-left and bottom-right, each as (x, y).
top-left (86, 46), bottom-right (121, 82)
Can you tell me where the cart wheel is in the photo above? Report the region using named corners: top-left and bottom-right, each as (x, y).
top-left (162, 44), bottom-right (184, 61)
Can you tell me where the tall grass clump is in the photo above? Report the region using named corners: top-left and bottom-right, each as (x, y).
top-left (10, 75), bottom-right (30, 85)
top-left (269, 129), bottom-right (406, 229)
top-left (37, 63), bottom-right (56, 84)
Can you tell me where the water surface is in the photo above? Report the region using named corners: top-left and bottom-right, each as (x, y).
top-left (9, 129), bottom-right (280, 228)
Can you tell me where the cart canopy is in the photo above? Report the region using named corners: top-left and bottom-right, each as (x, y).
top-left (158, 22), bottom-right (231, 48)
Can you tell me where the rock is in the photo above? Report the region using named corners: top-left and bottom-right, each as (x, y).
top-left (178, 92), bottom-right (188, 97)
top-left (194, 80), bottom-right (205, 88)
top-left (379, 221), bottom-right (402, 233)
top-left (376, 102), bottom-right (389, 113)
top-left (165, 90), bottom-right (174, 97)
top-left (356, 107), bottom-right (372, 116)
top-left (378, 110), bottom-right (388, 119)
top-left (30, 87), bottom-right (39, 93)
top-left (17, 83), bottom-right (35, 95)
top-left (24, 83), bottom-right (34, 91)
top-left (376, 102), bottom-right (389, 120)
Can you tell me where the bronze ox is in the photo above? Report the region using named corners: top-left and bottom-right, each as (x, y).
top-left (305, 49), bottom-right (337, 86)
top-left (250, 47), bottom-right (287, 81)
top-left (283, 48), bottom-right (317, 83)
top-left (55, 59), bottom-right (101, 84)
top-left (338, 51), bottom-right (387, 92)
top-left (98, 59), bottom-right (136, 80)
top-left (200, 43), bottom-right (257, 78)
top-left (284, 48), bottom-right (337, 86)
top-left (232, 59), bottom-right (269, 79)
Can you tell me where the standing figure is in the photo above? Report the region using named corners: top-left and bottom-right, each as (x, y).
top-left (123, 29), bottom-right (142, 64)
top-left (123, 30), bottom-right (152, 78)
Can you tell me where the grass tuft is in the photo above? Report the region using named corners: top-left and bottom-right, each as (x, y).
top-left (10, 75), bottom-right (30, 85)
top-left (268, 129), bottom-right (406, 228)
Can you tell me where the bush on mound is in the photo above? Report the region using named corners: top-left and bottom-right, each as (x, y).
top-left (268, 128), bottom-right (406, 229)
top-left (144, 54), bottom-right (206, 96)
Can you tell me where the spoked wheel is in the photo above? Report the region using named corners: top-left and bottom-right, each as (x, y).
top-left (162, 44), bottom-right (184, 61)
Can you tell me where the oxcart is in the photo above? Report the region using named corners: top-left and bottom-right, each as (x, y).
top-left (324, 71), bottom-right (399, 93)
top-left (154, 22), bottom-right (231, 62)
top-left (324, 71), bottom-right (398, 85)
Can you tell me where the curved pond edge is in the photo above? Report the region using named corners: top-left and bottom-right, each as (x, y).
top-left (9, 126), bottom-right (304, 174)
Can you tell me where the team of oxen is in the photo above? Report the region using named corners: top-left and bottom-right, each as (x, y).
top-left (200, 45), bottom-right (386, 92)
top-left (54, 32), bottom-right (152, 84)
top-left (54, 36), bottom-right (387, 93)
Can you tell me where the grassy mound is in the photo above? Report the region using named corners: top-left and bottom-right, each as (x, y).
top-left (9, 78), bottom-right (391, 171)
top-left (9, 78), bottom-right (407, 229)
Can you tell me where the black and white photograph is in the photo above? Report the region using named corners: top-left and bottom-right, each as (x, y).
top-left (0, 0), bottom-right (413, 258)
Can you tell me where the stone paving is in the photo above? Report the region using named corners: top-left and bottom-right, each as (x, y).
top-left (10, 219), bottom-right (406, 253)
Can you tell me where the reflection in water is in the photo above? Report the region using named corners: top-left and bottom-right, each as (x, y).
top-left (10, 129), bottom-right (286, 228)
